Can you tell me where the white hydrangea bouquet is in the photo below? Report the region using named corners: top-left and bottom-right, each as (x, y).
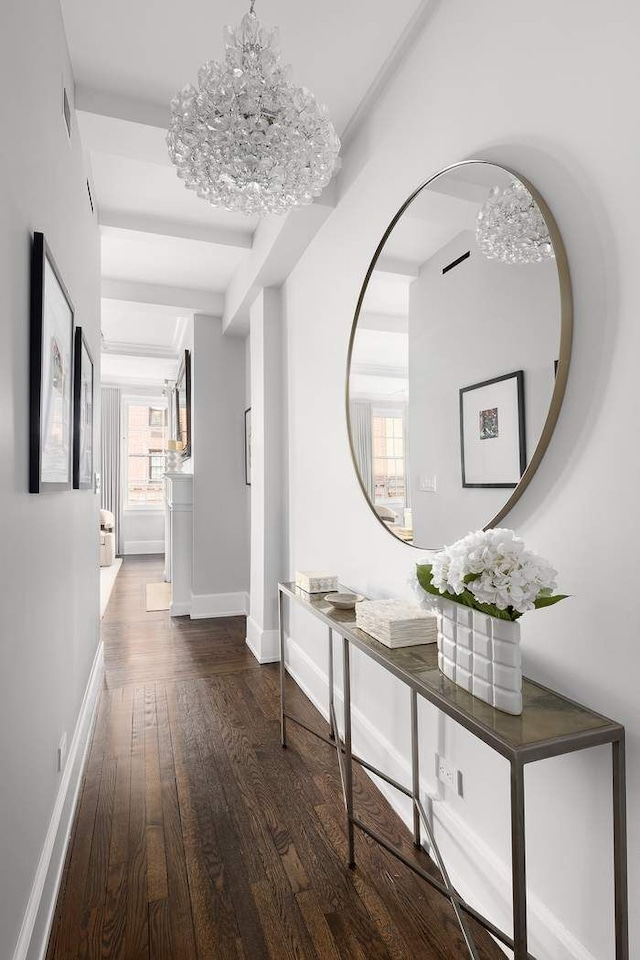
top-left (416, 528), bottom-right (567, 622)
top-left (415, 529), bottom-right (567, 714)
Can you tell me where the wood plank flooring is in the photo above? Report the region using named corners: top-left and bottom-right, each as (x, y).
top-left (46, 556), bottom-right (502, 959)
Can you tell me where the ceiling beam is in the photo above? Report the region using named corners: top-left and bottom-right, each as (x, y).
top-left (375, 256), bottom-right (419, 278)
top-left (99, 210), bottom-right (253, 249)
top-left (101, 340), bottom-right (179, 360)
top-left (75, 84), bottom-right (168, 130)
top-left (222, 192), bottom-right (337, 335)
top-left (358, 313), bottom-right (409, 333)
top-left (351, 362), bottom-right (408, 379)
top-left (102, 278), bottom-right (224, 315)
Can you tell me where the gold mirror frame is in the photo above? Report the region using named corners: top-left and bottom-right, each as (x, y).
top-left (345, 159), bottom-right (573, 550)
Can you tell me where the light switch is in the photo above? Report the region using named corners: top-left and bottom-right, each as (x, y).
top-left (419, 475), bottom-right (437, 493)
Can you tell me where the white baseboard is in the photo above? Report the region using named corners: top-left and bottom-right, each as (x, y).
top-left (13, 641), bottom-right (105, 960)
top-left (284, 634), bottom-right (597, 960)
top-left (123, 539), bottom-right (164, 555)
top-left (189, 590), bottom-right (248, 619)
top-left (170, 600), bottom-right (191, 617)
top-left (246, 616), bottom-right (280, 663)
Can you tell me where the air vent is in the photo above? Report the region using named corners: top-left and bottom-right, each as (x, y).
top-left (442, 250), bottom-right (471, 275)
top-left (62, 85), bottom-right (72, 140)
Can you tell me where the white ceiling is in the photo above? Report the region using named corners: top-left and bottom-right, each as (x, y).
top-left (61, 0), bottom-right (425, 135)
top-left (60, 0), bottom-right (428, 379)
top-left (89, 151), bottom-right (259, 235)
top-left (101, 226), bottom-right (246, 290)
top-left (352, 329), bottom-right (408, 370)
top-left (101, 353), bottom-right (179, 386)
top-left (101, 299), bottom-right (188, 349)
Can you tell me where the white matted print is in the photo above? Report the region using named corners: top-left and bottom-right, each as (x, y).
top-left (30, 232), bottom-right (75, 493)
top-left (459, 371), bottom-right (526, 488)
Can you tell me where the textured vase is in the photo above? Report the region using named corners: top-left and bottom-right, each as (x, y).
top-left (437, 599), bottom-right (523, 715)
top-left (166, 448), bottom-right (182, 473)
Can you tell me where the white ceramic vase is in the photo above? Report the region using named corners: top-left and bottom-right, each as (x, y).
top-left (436, 598), bottom-right (523, 715)
top-left (166, 448), bottom-right (182, 473)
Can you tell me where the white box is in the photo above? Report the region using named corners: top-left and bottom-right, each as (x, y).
top-left (356, 600), bottom-right (438, 648)
top-left (295, 570), bottom-right (339, 594)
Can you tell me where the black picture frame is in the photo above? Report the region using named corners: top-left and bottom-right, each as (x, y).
top-left (72, 327), bottom-right (94, 490)
top-left (459, 371), bottom-right (526, 488)
top-left (244, 407), bottom-right (252, 486)
top-left (176, 349), bottom-right (191, 460)
top-left (29, 232), bottom-right (75, 493)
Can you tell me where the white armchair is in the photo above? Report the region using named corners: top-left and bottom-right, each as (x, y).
top-left (100, 509), bottom-right (116, 567)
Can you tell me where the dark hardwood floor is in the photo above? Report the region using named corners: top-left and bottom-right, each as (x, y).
top-left (46, 555), bottom-right (501, 959)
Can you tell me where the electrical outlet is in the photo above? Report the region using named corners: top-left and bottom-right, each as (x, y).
top-left (419, 475), bottom-right (437, 493)
top-left (58, 732), bottom-right (68, 773)
top-left (435, 753), bottom-right (463, 797)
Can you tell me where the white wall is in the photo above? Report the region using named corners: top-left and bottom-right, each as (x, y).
top-left (247, 289), bottom-right (285, 662)
top-left (409, 228), bottom-right (558, 547)
top-left (282, 2), bottom-right (639, 957)
top-left (121, 509), bottom-right (165, 554)
top-left (191, 315), bottom-right (249, 615)
top-left (0, 2), bottom-right (101, 958)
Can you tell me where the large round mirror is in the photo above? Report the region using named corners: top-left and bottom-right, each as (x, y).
top-left (346, 160), bottom-right (572, 549)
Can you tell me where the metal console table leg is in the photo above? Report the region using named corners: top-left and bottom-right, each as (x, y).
top-left (279, 588), bottom-right (287, 748)
top-left (343, 636), bottom-right (355, 868)
top-left (410, 690), bottom-right (421, 848)
top-left (411, 695), bottom-right (479, 958)
top-left (510, 759), bottom-right (527, 958)
top-left (328, 628), bottom-right (335, 740)
top-left (612, 734), bottom-right (629, 960)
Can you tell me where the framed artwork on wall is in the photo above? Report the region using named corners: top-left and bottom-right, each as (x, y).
top-left (176, 349), bottom-right (191, 460)
top-left (459, 371), bottom-right (526, 488)
top-left (29, 232), bottom-right (75, 493)
top-left (72, 327), bottom-right (94, 490)
top-left (244, 407), bottom-right (252, 486)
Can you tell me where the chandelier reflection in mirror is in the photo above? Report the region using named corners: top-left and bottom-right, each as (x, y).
top-left (167, 0), bottom-right (341, 217)
top-left (476, 179), bottom-right (555, 264)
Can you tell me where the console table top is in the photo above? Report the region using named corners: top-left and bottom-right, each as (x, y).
top-left (279, 582), bottom-right (623, 762)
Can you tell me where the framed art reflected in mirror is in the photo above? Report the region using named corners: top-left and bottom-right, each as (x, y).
top-left (176, 349), bottom-right (191, 460)
top-left (460, 370), bottom-right (526, 488)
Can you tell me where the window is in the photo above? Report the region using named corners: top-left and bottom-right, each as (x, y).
top-left (148, 450), bottom-right (165, 481)
top-left (372, 414), bottom-right (406, 502)
top-left (125, 401), bottom-right (168, 507)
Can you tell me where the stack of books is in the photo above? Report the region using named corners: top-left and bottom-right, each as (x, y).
top-left (356, 600), bottom-right (438, 648)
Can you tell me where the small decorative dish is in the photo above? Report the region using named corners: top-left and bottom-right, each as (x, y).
top-left (324, 593), bottom-right (364, 610)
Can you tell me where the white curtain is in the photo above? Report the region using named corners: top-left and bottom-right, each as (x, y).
top-left (101, 386), bottom-right (123, 555)
top-left (350, 401), bottom-right (374, 499)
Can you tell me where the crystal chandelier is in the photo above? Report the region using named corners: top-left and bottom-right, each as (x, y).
top-left (475, 179), bottom-right (555, 264)
top-left (167, 0), bottom-right (341, 217)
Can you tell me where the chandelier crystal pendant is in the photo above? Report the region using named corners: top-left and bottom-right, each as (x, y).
top-left (475, 179), bottom-right (555, 264)
top-left (167, 0), bottom-right (341, 217)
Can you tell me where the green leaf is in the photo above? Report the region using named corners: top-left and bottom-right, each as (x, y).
top-left (416, 563), bottom-right (519, 621)
top-left (533, 593), bottom-right (569, 610)
top-left (415, 564), bottom-right (439, 597)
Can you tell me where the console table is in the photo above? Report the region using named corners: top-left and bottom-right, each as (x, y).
top-left (277, 582), bottom-right (628, 960)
